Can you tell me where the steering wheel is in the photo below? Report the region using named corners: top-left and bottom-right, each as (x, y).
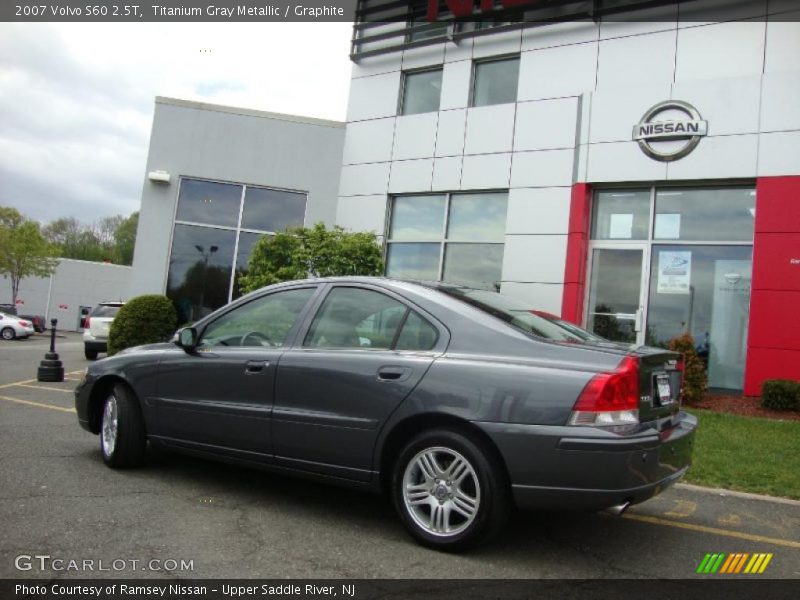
top-left (240, 331), bottom-right (273, 347)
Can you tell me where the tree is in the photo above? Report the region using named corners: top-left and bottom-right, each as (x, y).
top-left (0, 207), bottom-right (59, 306)
top-left (112, 212), bottom-right (138, 266)
top-left (239, 223), bottom-right (384, 294)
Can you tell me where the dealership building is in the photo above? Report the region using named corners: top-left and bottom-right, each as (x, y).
top-left (127, 0), bottom-right (800, 396)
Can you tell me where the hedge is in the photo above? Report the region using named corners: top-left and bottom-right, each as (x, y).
top-left (761, 380), bottom-right (800, 411)
top-left (108, 295), bottom-right (177, 356)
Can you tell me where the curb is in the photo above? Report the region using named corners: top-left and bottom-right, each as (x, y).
top-left (676, 482), bottom-right (800, 507)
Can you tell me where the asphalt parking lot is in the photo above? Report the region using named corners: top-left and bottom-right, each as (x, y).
top-left (1, 332), bottom-right (798, 579)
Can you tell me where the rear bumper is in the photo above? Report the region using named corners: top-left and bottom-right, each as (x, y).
top-left (475, 411), bottom-right (697, 511)
top-left (84, 340), bottom-right (107, 352)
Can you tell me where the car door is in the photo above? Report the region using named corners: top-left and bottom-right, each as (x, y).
top-left (150, 285), bottom-right (318, 459)
top-left (273, 284), bottom-right (445, 481)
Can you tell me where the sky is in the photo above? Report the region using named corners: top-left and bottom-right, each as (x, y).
top-left (0, 22), bottom-right (354, 225)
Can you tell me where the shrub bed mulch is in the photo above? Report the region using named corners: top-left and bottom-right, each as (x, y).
top-left (688, 392), bottom-right (800, 421)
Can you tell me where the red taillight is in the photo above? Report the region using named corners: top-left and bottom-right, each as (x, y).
top-left (569, 356), bottom-right (640, 426)
top-left (18, 320), bottom-right (31, 327)
top-left (84, 317), bottom-right (90, 329)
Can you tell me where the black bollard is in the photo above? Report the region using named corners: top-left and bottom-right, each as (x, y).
top-left (37, 318), bottom-right (65, 382)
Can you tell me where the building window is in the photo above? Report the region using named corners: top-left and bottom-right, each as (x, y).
top-left (386, 192), bottom-right (508, 291)
top-left (167, 177), bottom-right (307, 324)
top-left (401, 68), bottom-right (443, 115)
top-left (585, 185), bottom-right (755, 391)
top-left (471, 56), bottom-right (520, 107)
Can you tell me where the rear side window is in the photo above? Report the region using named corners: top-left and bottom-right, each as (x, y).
top-left (91, 304), bottom-right (123, 318)
top-left (304, 287), bottom-right (438, 351)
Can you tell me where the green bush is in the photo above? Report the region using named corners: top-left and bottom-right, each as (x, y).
top-left (108, 295), bottom-right (177, 356)
top-left (666, 333), bottom-right (708, 405)
top-left (761, 380), bottom-right (800, 411)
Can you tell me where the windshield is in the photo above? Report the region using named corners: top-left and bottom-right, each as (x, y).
top-left (91, 304), bottom-right (123, 318)
top-left (435, 286), bottom-right (591, 343)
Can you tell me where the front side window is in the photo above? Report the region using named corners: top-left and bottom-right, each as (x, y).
top-left (386, 192), bottom-right (508, 291)
top-left (304, 287), bottom-right (437, 351)
top-left (199, 287), bottom-right (315, 349)
top-left (401, 69), bottom-right (443, 115)
top-left (471, 57), bottom-right (520, 107)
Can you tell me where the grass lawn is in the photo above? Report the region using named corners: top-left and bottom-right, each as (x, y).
top-left (684, 409), bottom-right (800, 499)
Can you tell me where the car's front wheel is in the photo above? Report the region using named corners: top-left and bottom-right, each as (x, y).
top-left (391, 429), bottom-right (510, 551)
top-left (1, 327), bottom-right (16, 340)
top-left (100, 383), bottom-right (147, 468)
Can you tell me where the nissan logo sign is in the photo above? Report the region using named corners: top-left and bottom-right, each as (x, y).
top-left (633, 100), bottom-right (708, 162)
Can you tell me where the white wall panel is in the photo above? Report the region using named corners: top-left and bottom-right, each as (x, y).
top-left (589, 83), bottom-right (672, 143)
top-left (402, 44), bottom-right (446, 70)
top-left (518, 42), bottom-right (598, 101)
top-left (435, 109), bottom-right (467, 157)
top-left (522, 21), bottom-right (598, 51)
top-left (342, 118), bottom-right (395, 165)
top-left (586, 141), bottom-right (667, 182)
top-left (336, 195), bottom-right (387, 235)
top-left (445, 38), bottom-right (473, 62)
top-left (440, 60), bottom-right (472, 110)
top-left (339, 163), bottom-right (390, 196)
top-left (460, 153), bottom-right (512, 190)
top-left (432, 157), bottom-right (463, 191)
top-left (388, 159), bottom-right (433, 193)
top-left (758, 131), bottom-right (800, 177)
top-left (666, 134), bottom-right (758, 180)
top-left (599, 3), bottom-right (677, 39)
top-left (671, 76), bottom-right (761, 136)
top-left (510, 149), bottom-right (575, 188)
top-left (393, 113), bottom-right (438, 160)
top-left (764, 13), bottom-right (800, 73)
top-left (351, 53), bottom-right (402, 79)
top-left (505, 188), bottom-right (571, 235)
top-left (760, 72), bottom-right (800, 133)
top-left (473, 29), bottom-right (522, 59)
top-left (677, 0), bottom-right (767, 26)
top-left (596, 31), bottom-right (677, 89)
top-left (346, 72), bottom-right (402, 122)
top-left (675, 21), bottom-right (766, 82)
top-left (464, 104), bottom-right (516, 155)
top-left (514, 98), bottom-right (579, 151)
top-left (501, 235), bottom-right (568, 283)
top-left (499, 281), bottom-right (565, 314)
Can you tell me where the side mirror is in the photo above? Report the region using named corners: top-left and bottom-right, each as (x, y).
top-left (176, 327), bottom-right (198, 350)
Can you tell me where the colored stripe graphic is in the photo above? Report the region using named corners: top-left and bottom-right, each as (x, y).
top-left (699, 553), bottom-right (773, 574)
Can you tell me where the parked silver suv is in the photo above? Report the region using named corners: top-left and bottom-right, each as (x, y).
top-left (83, 301), bottom-right (124, 360)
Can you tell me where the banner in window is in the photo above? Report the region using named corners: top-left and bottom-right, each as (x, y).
top-left (657, 251), bottom-right (692, 295)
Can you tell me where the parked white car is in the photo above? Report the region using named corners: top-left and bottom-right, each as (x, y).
top-left (0, 312), bottom-right (35, 340)
top-left (83, 301), bottom-right (125, 360)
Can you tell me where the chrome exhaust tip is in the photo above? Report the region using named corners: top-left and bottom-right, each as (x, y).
top-left (606, 501), bottom-right (631, 516)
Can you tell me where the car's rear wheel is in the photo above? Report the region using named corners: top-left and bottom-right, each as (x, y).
top-left (1, 327), bottom-right (15, 340)
top-left (100, 383), bottom-right (146, 468)
top-left (391, 428), bottom-right (510, 551)
top-left (85, 347), bottom-right (98, 360)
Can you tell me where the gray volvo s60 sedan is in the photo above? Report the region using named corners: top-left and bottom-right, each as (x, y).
top-left (75, 277), bottom-right (696, 551)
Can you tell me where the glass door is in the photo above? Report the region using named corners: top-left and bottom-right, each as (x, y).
top-left (586, 247), bottom-right (648, 345)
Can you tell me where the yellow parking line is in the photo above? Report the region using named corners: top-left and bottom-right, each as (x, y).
top-left (0, 395), bottom-right (75, 413)
top-left (16, 383), bottom-right (74, 393)
top-left (0, 379), bottom-right (37, 390)
top-left (622, 513), bottom-right (800, 549)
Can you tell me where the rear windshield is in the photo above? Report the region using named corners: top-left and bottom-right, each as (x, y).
top-left (435, 286), bottom-right (590, 343)
top-left (91, 304), bottom-right (123, 318)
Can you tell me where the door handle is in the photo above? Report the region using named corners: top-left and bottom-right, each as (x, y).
top-left (377, 366), bottom-right (411, 382)
top-left (245, 360), bottom-right (269, 374)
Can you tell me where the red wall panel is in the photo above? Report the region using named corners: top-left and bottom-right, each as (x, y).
top-left (750, 233), bottom-right (800, 292)
top-left (561, 184), bottom-right (592, 324)
top-left (754, 177), bottom-right (800, 233)
top-left (744, 348), bottom-right (800, 396)
top-left (747, 289), bottom-right (800, 352)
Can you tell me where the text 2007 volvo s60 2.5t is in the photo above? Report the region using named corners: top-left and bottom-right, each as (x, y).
top-left (75, 278), bottom-right (696, 550)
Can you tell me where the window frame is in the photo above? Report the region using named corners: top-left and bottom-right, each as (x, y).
top-left (195, 284), bottom-right (320, 351)
top-left (167, 176), bottom-right (310, 313)
top-left (296, 283), bottom-right (446, 354)
top-left (398, 66), bottom-right (444, 116)
top-left (469, 54), bottom-right (521, 108)
top-left (385, 191), bottom-right (508, 290)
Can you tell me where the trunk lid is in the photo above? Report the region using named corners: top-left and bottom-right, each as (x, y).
top-left (630, 346), bottom-right (683, 422)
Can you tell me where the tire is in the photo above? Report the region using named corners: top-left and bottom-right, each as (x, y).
top-left (391, 428), bottom-right (511, 552)
top-left (85, 347), bottom-right (98, 360)
top-left (1, 327), bottom-right (15, 341)
top-left (99, 383), bottom-right (147, 468)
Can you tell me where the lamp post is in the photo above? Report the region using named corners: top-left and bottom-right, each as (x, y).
top-left (194, 244), bottom-right (218, 318)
